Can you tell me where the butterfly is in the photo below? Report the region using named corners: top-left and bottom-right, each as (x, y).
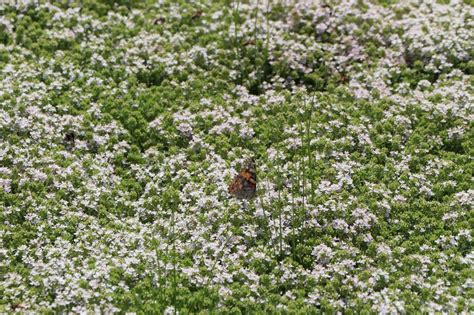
top-left (153, 17), bottom-right (165, 25)
top-left (64, 131), bottom-right (76, 151)
top-left (191, 11), bottom-right (203, 20)
top-left (10, 303), bottom-right (25, 311)
top-left (228, 158), bottom-right (257, 200)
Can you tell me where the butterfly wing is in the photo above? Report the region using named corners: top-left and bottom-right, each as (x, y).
top-left (228, 167), bottom-right (256, 199)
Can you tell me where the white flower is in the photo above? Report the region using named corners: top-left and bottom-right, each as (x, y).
top-left (0, 178), bottom-right (11, 193)
top-left (164, 306), bottom-right (177, 315)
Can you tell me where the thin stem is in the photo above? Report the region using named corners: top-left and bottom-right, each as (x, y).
top-left (254, 0), bottom-right (260, 46)
top-left (291, 163), bottom-right (297, 262)
top-left (234, 0), bottom-right (241, 42)
top-left (277, 162), bottom-right (283, 258)
top-left (307, 94), bottom-right (316, 205)
top-left (298, 97), bottom-right (307, 229)
top-left (265, 0), bottom-right (271, 51)
top-left (234, 0), bottom-right (242, 83)
top-left (154, 240), bottom-right (163, 306)
top-left (257, 168), bottom-right (269, 240)
top-left (253, 0), bottom-right (261, 90)
top-left (171, 205), bottom-right (177, 310)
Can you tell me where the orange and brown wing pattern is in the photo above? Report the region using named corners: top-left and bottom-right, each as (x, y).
top-left (228, 158), bottom-right (256, 200)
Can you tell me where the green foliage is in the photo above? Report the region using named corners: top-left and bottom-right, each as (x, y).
top-left (0, 0), bottom-right (472, 313)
